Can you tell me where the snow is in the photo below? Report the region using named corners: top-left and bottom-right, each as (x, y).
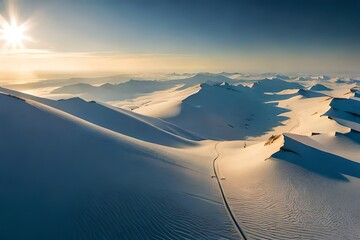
top-left (157, 83), bottom-right (289, 140)
top-left (1, 73), bottom-right (360, 239)
top-left (309, 83), bottom-right (332, 91)
top-left (50, 73), bottom-right (238, 102)
top-left (318, 75), bottom-right (331, 81)
top-left (0, 89), bottom-right (238, 239)
top-left (0, 87), bottom-right (202, 147)
top-left (324, 96), bottom-right (360, 132)
top-left (252, 78), bottom-right (304, 93)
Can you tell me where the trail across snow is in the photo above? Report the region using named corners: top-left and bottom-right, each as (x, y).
top-left (213, 142), bottom-right (248, 240)
top-left (0, 89), bottom-right (239, 240)
top-left (2, 74), bottom-right (360, 239)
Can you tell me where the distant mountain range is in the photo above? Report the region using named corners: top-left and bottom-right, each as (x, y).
top-left (51, 73), bottom-right (239, 101)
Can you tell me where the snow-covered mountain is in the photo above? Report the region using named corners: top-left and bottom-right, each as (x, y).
top-left (1, 75), bottom-right (360, 239)
top-left (51, 73), bottom-right (238, 101)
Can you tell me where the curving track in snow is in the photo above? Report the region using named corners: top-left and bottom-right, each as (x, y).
top-left (213, 142), bottom-right (248, 240)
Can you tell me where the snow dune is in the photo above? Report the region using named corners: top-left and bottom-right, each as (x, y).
top-left (252, 78), bottom-right (304, 93)
top-left (129, 78), bottom-right (344, 140)
top-left (160, 83), bottom-right (289, 140)
top-left (297, 89), bottom-right (327, 98)
top-left (277, 133), bottom-right (360, 180)
top-left (330, 97), bottom-right (360, 117)
top-left (0, 90), bottom-right (238, 240)
top-left (51, 80), bottom-right (176, 101)
top-left (325, 97), bottom-right (360, 132)
top-left (318, 75), bottom-right (331, 81)
top-left (0, 87), bottom-right (201, 147)
top-left (122, 85), bottom-right (201, 117)
top-left (297, 76), bottom-right (313, 81)
top-left (219, 131), bottom-right (360, 239)
top-left (214, 77), bottom-right (360, 239)
top-left (51, 73), bottom-right (237, 102)
top-left (2, 74), bottom-right (360, 239)
top-left (309, 84), bottom-right (332, 91)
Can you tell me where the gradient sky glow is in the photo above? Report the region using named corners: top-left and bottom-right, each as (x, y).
top-left (1, 0), bottom-right (360, 81)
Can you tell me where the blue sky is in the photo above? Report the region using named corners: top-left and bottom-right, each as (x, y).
top-left (1, 0), bottom-right (360, 75)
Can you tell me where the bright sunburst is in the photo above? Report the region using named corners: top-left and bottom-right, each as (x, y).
top-left (0, 18), bottom-right (31, 49)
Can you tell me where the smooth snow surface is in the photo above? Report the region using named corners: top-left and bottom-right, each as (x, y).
top-left (0, 90), bottom-right (238, 240)
top-left (1, 74), bottom-right (360, 240)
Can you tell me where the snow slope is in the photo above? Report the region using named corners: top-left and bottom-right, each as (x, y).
top-left (129, 78), bottom-right (346, 141)
top-left (50, 73), bottom-right (237, 102)
top-left (218, 131), bottom-right (360, 239)
top-left (0, 87), bottom-right (202, 147)
top-left (159, 83), bottom-right (289, 140)
top-left (2, 75), bottom-right (359, 240)
top-left (51, 80), bottom-right (176, 101)
top-left (214, 79), bottom-right (359, 239)
top-left (325, 97), bottom-right (360, 132)
top-left (122, 85), bottom-right (201, 117)
top-left (0, 91), bottom-right (239, 240)
top-left (252, 78), bottom-right (304, 93)
top-left (309, 83), bottom-right (332, 91)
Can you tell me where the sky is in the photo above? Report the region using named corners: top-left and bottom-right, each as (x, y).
top-left (1, 0), bottom-right (360, 82)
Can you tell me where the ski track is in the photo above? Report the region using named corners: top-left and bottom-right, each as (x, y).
top-left (213, 142), bottom-right (247, 240)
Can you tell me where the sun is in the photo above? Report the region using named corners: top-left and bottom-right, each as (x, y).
top-left (0, 18), bottom-right (31, 49)
top-left (4, 22), bottom-right (24, 44)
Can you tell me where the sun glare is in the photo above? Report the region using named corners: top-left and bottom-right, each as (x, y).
top-left (4, 22), bottom-right (24, 43)
top-left (0, 18), bottom-right (30, 49)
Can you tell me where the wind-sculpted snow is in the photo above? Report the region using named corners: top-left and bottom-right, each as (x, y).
top-left (51, 80), bottom-right (176, 101)
top-left (330, 98), bottom-right (360, 116)
top-left (51, 73), bottom-right (237, 101)
top-left (274, 74), bottom-right (291, 80)
top-left (220, 132), bottom-right (360, 240)
top-left (325, 97), bottom-right (360, 131)
top-left (318, 75), bottom-right (331, 81)
top-left (297, 76), bottom-right (313, 81)
top-left (0, 92), bottom-right (238, 240)
top-left (2, 75), bottom-right (360, 240)
top-left (276, 133), bottom-right (360, 181)
top-left (162, 83), bottom-right (289, 140)
top-left (252, 78), bottom-right (304, 93)
top-left (70, 191), bottom-right (237, 240)
top-left (0, 87), bottom-right (202, 147)
top-left (175, 73), bottom-right (238, 90)
top-left (351, 86), bottom-right (360, 96)
top-left (309, 84), bottom-right (332, 91)
top-left (298, 89), bottom-right (327, 98)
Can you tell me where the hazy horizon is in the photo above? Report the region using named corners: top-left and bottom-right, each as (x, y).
top-left (1, 0), bottom-right (360, 84)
